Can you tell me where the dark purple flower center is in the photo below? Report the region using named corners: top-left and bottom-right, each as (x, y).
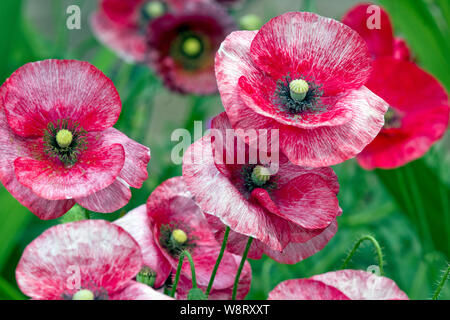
top-left (273, 74), bottom-right (326, 116)
top-left (43, 119), bottom-right (87, 167)
top-left (241, 164), bottom-right (278, 194)
top-left (170, 32), bottom-right (209, 70)
top-left (159, 224), bottom-right (196, 257)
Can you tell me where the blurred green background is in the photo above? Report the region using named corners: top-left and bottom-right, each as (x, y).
top-left (0, 0), bottom-right (449, 300)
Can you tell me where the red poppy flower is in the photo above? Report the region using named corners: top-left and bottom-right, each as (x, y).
top-left (268, 270), bottom-right (408, 300)
top-left (342, 3), bottom-right (411, 61)
top-left (0, 59), bottom-right (150, 219)
top-left (183, 112), bottom-right (340, 258)
top-left (342, 4), bottom-right (449, 169)
top-left (115, 177), bottom-right (251, 300)
top-left (91, 0), bottom-right (210, 62)
top-left (16, 220), bottom-right (170, 300)
top-left (147, 2), bottom-right (236, 94)
top-left (215, 12), bottom-right (388, 167)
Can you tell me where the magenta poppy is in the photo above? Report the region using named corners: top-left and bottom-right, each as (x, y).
top-left (91, 0), bottom-right (210, 62)
top-left (342, 4), bottom-right (450, 169)
top-left (342, 3), bottom-right (411, 61)
top-left (0, 59), bottom-right (150, 219)
top-left (114, 177), bottom-right (251, 299)
top-left (147, 1), bottom-right (236, 94)
top-left (268, 270), bottom-right (408, 300)
top-left (16, 220), bottom-right (170, 300)
top-left (215, 12), bottom-right (388, 167)
top-left (183, 112), bottom-right (340, 259)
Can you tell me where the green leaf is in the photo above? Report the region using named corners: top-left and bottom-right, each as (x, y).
top-left (375, 159), bottom-right (450, 257)
top-left (379, 0), bottom-right (450, 91)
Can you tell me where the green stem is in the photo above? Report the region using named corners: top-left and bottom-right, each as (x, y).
top-left (170, 250), bottom-right (197, 297)
top-left (341, 235), bottom-right (384, 276)
top-left (432, 264), bottom-right (450, 300)
top-left (206, 227), bottom-right (230, 297)
top-left (232, 237), bottom-right (253, 300)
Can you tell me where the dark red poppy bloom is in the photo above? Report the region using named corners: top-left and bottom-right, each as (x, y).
top-left (183, 112), bottom-right (340, 260)
top-left (115, 177), bottom-right (251, 300)
top-left (0, 60), bottom-right (150, 219)
top-left (16, 220), bottom-right (170, 300)
top-left (342, 3), bottom-right (411, 61)
top-left (342, 4), bottom-right (450, 169)
top-left (91, 0), bottom-right (210, 62)
top-left (268, 270), bottom-right (408, 300)
top-left (215, 12), bottom-right (388, 167)
top-left (147, 2), bottom-right (236, 94)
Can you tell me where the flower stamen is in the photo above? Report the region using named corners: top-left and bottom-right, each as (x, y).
top-left (56, 129), bottom-right (73, 148)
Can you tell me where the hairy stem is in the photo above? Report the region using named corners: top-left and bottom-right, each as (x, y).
top-left (432, 264), bottom-right (450, 300)
top-left (341, 235), bottom-right (384, 276)
top-left (232, 237), bottom-right (253, 300)
top-left (206, 226), bottom-right (231, 297)
top-left (170, 250), bottom-right (197, 297)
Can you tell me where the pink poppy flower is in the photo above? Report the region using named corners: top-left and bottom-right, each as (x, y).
top-left (147, 1), bottom-right (236, 94)
top-left (342, 3), bottom-right (411, 61)
top-left (16, 220), bottom-right (170, 300)
top-left (183, 112), bottom-right (340, 259)
top-left (356, 58), bottom-right (449, 169)
top-left (91, 0), bottom-right (210, 62)
top-left (215, 12), bottom-right (388, 167)
top-left (114, 177), bottom-right (251, 300)
top-left (268, 270), bottom-right (408, 300)
top-left (0, 59), bottom-right (150, 219)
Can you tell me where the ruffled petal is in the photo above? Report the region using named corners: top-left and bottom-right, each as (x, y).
top-left (75, 179), bottom-right (131, 213)
top-left (110, 281), bottom-right (172, 300)
top-left (114, 205), bottom-right (172, 288)
top-left (358, 58), bottom-right (449, 169)
top-left (0, 103), bottom-right (74, 219)
top-left (279, 86), bottom-right (388, 167)
top-left (16, 220), bottom-right (142, 300)
top-left (249, 12), bottom-right (372, 95)
top-left (14, 141), bottom-right (125, 200)
top-left (342, 3), bottom-right (394, 59)
top-left (95, 128), bottom-right (150, 188)
top-left (268, 279), bottom-right (350, 300)
top-left (311, 270), bottom-right (409, 300)
top-left (2, 60), bottom-right (121, 137)
top-left (91, 11), bottom-right (147, 63)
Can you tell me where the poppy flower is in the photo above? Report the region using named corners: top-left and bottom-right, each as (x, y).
top-left (91, 0), bottom-right (210, 62)
top-left (268, 270), bottom-right (408, 300)
top-left (342, 3), bottom-right (411, 61)
top-left (215, 12), bottom-right (388, 167)
top-left (16, 220), bottom-right (170, 300)
top-left (183, 112), bottom-right (340, 259)
top-left (147, 1), bottom-right (236, 94)
top-left (342, 4), bottom-right (449, 169)
top-left (0, 59), bottom-right (150, 219)
top-left (114, 177), bottom-right (251, 300)
top-left (356, 58), bottom-right (449, 169)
